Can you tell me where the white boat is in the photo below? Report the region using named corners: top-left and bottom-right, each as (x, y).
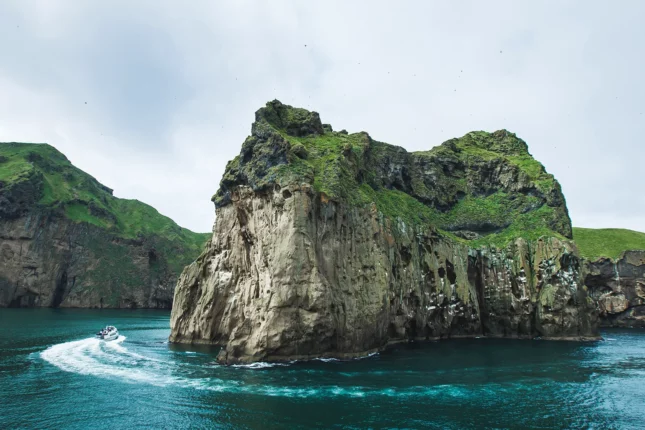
top-left (96, 325), bottom-right (119, 341)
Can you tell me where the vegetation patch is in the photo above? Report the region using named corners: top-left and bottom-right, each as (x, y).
top-left (573, 227), bottom-right (645, 261)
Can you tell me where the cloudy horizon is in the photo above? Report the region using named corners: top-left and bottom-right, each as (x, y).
top-left (1, 0), bottom-right (643, 233)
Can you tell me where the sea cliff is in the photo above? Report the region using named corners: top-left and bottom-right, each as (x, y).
top-left (575, 228), bottom-right (645, 327)
top-left (0, 142), bottom-right (209, 308)
top-left (170, 100), bottom-right (599, 363)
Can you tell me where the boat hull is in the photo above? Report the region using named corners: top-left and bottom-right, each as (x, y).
top-left (96, 328), bottom-right (119, 341)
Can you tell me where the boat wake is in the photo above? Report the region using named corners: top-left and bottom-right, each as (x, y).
top-left (39, 338), bottom-right (483, 399)
top-left (40, 337), bottom-right (177, 387)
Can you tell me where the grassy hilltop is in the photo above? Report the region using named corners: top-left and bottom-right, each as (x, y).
top-left (573, 227), bottom-right (645, 261)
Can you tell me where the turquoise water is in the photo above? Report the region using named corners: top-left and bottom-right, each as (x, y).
top-left (1, 309), bottom-right (644, 429)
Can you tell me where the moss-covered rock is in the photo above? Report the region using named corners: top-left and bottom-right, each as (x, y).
top-left (214, 100), bottom-right (571, 246)
top-left (254, 99), bottom-right (325, 137)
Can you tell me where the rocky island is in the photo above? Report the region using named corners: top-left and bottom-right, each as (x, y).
top-left (0, 142), bottom-right (209, 308)
top-left (170, 100), bottom-right (599, 364)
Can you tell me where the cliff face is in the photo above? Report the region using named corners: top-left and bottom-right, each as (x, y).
top-left (170, 100), bottom-right (599, 363)
top-left (573, 228), bottom-right (645, 327)
top-left (584, 252), bottom-right (645, 327)
top-left (0, 143), bottom-right (209, 308)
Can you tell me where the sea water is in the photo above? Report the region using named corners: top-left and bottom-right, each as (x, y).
top-left (0, 309), bottom-right (643, 429)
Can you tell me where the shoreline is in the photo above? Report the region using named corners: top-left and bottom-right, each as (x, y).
top-left (170, 332), bottom-right (604, 365)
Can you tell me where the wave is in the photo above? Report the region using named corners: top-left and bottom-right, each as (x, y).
top-left (225, 351), bottom-right (380, 368)
top-left (315, 352), bottom-right (380, 363)
top-left (230, 361), bottom-right (293, 369)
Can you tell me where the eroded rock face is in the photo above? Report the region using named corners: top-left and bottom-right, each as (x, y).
top-left (585, 251), bottom-right (645, 327)
top-left (170, 101), bottom-right (599, 363)
top-left (0, 212), bottom-right (177, 308)
top-left (170, 186), bottom-right (596, 364)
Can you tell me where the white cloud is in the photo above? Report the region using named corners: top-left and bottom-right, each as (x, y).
top-left (1, 0), bottom-right (643, 232)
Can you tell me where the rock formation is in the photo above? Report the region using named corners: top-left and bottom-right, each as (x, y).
top-left (584, 252), bottom-right (645, 327)
top-left (170, 100), bottom-right (599, 364)
top-left (0, 142), bottom-right (209, 308)
top-left (573, 227), bottom-right (645, 327)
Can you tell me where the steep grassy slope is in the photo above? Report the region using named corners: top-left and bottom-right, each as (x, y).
top-left (0, 142), bottom-right (209, 307)
top-left (573, 227), bottom-right (645, 261)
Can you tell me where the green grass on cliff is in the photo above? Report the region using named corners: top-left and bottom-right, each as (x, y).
top-left (275, 130), bottom-right (370, 199)
top-left (573, 227), bottom-right (645, 261)
top-left (214, 101), bottom-right (573, 249)
top-left (0, 142), bottom-right (210, 274)
top-left (356, 187), bottom-right (560, 246)
top-left (271, 127), bottom-right (563, 247)
top-left (64, 203), bottom-right (111, 228)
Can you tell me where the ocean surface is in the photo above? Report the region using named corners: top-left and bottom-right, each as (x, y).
top-left (0, 309), bottom-right (644, 429)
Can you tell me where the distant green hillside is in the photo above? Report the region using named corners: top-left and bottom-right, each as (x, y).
top-left (573, 227), bottom-right (645, 261)
top-left (0, 142), bottom-right (209, 275)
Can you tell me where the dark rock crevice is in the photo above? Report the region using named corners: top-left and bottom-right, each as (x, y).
top-left (51, 268), bottom-right (68, 308)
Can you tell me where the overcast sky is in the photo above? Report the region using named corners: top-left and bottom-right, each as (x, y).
top-left (1, 1), bottom-right (643, 233)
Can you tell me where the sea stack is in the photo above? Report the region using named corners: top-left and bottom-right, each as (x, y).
top-left (169, 100), bottom-right (599, 364)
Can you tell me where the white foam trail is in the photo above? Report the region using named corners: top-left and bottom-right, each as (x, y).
top-left (40, 339), bottom-right (474, 399)
top-left (41, 337), bottom-right (175, 386)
